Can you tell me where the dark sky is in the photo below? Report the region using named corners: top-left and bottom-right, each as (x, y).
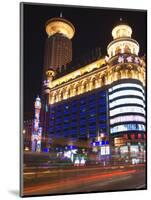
top-left (22, 3), bottom-right (147, 120)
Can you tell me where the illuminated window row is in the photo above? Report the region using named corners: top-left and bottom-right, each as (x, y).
top-left (109, 98), bottom-right (145, 108)
top-left (110, 106), bottom-right (145, 117)
top-left (109, 83), bottom-right (144, 93)
top-left (109, 90), bottom-right (145, 100)
top-left (110, 115), bottom-right (146, 125)
top-left (110, 124), bottom-right (145, 134)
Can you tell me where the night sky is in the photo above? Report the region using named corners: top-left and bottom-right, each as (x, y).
top-left (22, 3), bottom-right (147, 120)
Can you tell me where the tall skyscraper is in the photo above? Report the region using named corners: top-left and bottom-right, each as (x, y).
top-left (43, 16), bottom-right (75, 73)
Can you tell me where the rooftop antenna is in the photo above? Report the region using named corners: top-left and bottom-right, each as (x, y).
top-left (60, 11), bottom-right (63, 18)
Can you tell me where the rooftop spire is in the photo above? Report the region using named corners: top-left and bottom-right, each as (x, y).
top-left (60, 12), bottom-right (63, 18)
top-left (120, 17), bottom-right (123, 22)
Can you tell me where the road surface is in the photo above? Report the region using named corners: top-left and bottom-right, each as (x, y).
top-left (23, 165), bottom-right (146, 196)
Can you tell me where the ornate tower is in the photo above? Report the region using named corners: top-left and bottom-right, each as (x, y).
top-left (44, 16), bottom-right (75, 73)
top-left (106, 21), bottom-right (146, 163)
top-left (41, 17), bottom-right (75, 151)
top-left (31, 96), bottom-right (42, 152)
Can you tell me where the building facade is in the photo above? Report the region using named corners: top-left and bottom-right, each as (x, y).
top-left (23, 119), bottom-right (34, 151)
top-left (42, 17), bottom-right (146, 164)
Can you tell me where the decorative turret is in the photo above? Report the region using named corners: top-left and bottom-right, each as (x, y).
top-left (112, 23), bottom-right (132, 39)
top-left (107, 21), bottom-right (139, 58)
top-left (34, 96), bottom-right (41, 110)
top-left (43, 69), bottom-right (56, 95)
top-left (31, 96), bottom-right (42, 152)
top-left (106, 20), bottom-right (145, 86)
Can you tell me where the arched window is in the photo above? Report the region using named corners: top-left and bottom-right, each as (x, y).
top-left (117, 71), bottom-right (121, 80)
top-left (102, 75), bottom-right (106, 85)
top-left (91, 77), bottom-right (96, 89)
top-left (133, 48), bottom-right (136, 54)
top-left (115, 46), bottom-right (121, 55)
top-left (82, 81), bottom-right (87, 92)
top-left (74, 83), bottom-right (79, 95)
top-left (65, 87), bottom-right (70, 97)
top-left (124, 45), bottom-right (131, 53)
top-left (127, 70), bottom-right (132, 78)
top-left (60, 90), bottom-right (63, 100)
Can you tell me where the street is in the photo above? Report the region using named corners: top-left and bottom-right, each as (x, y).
top-left (23, 164), bottom-right (146, 196)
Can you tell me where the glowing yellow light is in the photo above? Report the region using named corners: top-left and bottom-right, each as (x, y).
top-left (25, 147), bottom-right (29, 151)
top-left (112, 24), bottom-right (132, 39)
top-left (48, 58), bottom-right (105, 89)
top-left (45, 18), bottom-right (75, 39)
top-left (46, 69), bottom-right (55, 77)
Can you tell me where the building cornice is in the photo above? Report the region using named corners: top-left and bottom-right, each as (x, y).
top-left (48, 58), bottom-right (106, 89)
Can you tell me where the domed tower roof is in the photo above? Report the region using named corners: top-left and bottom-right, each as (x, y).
top-left (112, 18), bottom-right (132, 40)
top-left (36, 96), bottom-right (41, 102)
top-left (45, 17), bottom-right (75, 39)
top-left (107, 19), bottom-right (139, 58)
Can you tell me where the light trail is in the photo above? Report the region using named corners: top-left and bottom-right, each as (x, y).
top-left (24, 164), bottom-right (144, 175)
top-left (24, 169), bottom-right (137, 195)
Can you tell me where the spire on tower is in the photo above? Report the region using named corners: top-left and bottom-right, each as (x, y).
top-left (60, 12), bottom-right (63, 18)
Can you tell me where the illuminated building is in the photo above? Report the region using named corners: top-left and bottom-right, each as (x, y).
top-left (23, 119), bottom-right (34, 151)
top-left (42, 17), bottom-right (146, 163)
top-left (43, 15), bottom-right (75, 73)
top-left (107, 22), bottom-right (146, 163)
top-left (31, 96), bottom-right (42, 152)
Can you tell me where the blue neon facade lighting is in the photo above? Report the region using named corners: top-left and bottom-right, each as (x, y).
top-left (49, 89), bottom-right (108, 140)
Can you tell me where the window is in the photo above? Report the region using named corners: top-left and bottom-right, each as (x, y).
top-left (56, 118), bottom-right (62, 124)
top-left (99, 91), bottom-right (106, 97)
top-left (131, 134), bottom-right (135, 139)
top-left (80, 97), bottom-right (86, 104)
top-left (130, 145), bottom-right (139, 153)
top-left (71, 121), bottom-right (77, 127)
top-left (63, 129), bottom-right (70, 138)
top-left (89, 117), bottom-right (96, 123)
top-left (71, 129), bottom-right (77, 137)
top-left (99, 123), bottom-right (106, 130)
top-left (89, 131), bottom-right (96, 138)
top-left (138, 133), bottom-right (142, 139)
top-left (98, 114), bottom-right (107, 120)
top-left (98, 106), bottom-right (106, 113)
top-left (98, 98), bottom-right (106, 105)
